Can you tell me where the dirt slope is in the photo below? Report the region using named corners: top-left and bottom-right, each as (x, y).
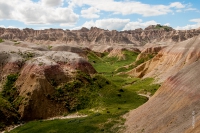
top-left (128, 35), bottom-right (200, 82)
top-left (125, 59), bottom-right (200, 133)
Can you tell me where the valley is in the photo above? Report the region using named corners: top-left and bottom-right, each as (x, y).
top-left (0, 25), bottom-right (200, 133)
top-left (0, 41), bottom-right (159, 132)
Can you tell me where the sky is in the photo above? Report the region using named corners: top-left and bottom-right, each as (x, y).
top-left (0, 0), bottom-right (200, 31)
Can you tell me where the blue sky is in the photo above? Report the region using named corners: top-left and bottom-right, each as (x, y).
top-left (0, 0), bottom-right (200, 30)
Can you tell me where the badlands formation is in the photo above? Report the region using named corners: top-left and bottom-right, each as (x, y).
top-left (0, 25), bottom-right (200, 132)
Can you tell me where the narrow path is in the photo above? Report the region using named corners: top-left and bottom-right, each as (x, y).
top-left (1, 114), bottom-right (87, 133)
top-left (45, 114), bottom-right (87, 121)
top-left (138, 93), bottom-right (151, 99)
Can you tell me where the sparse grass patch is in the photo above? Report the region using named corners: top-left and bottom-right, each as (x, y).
top-left (14, 42), bottom-right (20, 45)
top-left (17, 50), bottom-right (35, 60)
top-left (2, 74), bottom-right (19, 102)
top-left (48, 45), bottom-right (53, 50)
top-left (135, 53), bottom-right (155, 66)
top-left (0, 38), bottom-right (4, 43)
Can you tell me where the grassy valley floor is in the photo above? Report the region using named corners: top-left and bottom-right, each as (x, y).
top-left (8, 50), bottom-right (160, 133)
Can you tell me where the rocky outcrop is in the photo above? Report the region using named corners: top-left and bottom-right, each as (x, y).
top-left (0, 26), bottom-right (199, 46)
top-left (128, 35), bottom-right (200, 82)
top-left (0, 42), bottom-right (96, 121)
top-left (125, 59), bottom-right (200, 133)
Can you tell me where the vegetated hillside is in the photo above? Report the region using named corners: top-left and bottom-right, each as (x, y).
top-left (0, 24), bottom-right (200, 46)
top-left (0, 40), bottom-right (97, 129)
top-left (125, 58), bottom-right (200, 133)
top-left (9, 46), bottom-right (160, 133)
top-left (128, 35), bottom-right (200, 82)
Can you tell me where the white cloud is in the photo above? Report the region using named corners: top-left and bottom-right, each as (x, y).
top-left (176, 10), bottom-right (182, 12)
top-left (0, 25), bottom-right (5, 28)
top-left (0, 0), bottom-right (79, 26)
top-left (186, 8), bottom-right (198, 11)
top-left (69, 0), bottom-right (187, 17)
top-left (74, 18), bottom-right (130, 30)
top-left (190, 19), bottom-right (200, 23)
top-left (73, 18), bottom-right (160, 31)
top-left (95, 19), bottom-right (130, 30)
top-left (41, 0), bottom-right (64, 7)
top-left (138, 19), bottom-right (143, 23)
top-left (123, 20), bottom-right (158, 30)
top-left (81, 7), bottom-right (100, 19)
top-left (176, 25), bottom-right (199, 30)
top-left (176, 19), bottom-right (200, 30)
top-left (164, 23), bottom-right (170, 26)
top-left (35, 26), bottom-right (51, 30)
top-left (0, 25), bottom-right (19, 29)
top-left (170, 2), bottom-right (185, 8)
top-left (0, 2), bottom-right (13, 19)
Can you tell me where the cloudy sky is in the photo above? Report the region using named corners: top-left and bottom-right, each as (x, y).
top-left (0, 0), bottom-right (200, 30)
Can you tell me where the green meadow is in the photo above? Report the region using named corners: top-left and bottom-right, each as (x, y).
top-left (9, 50), bottom-right (160, 133)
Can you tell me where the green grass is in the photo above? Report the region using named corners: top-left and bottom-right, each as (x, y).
top-left (0, 38), bottom-right (4, 43)
top-left (124, 78), bottom-right (160, 96)
top-left (88, 50), bottom-right (138, 74)
top-left (114, 53), bottom-right (156, 74)
top-left (0, 96), bottom-right (13, 111)
top-left (48, 45), bottom-right (53, 50)
top-left (17, 51), bottom-right (35, 61)
top-left (10, 73), bottom-right (147, 133)
top-left (0, 74), bottom-right (20, 130)
top-left (0, 95), bottom-right (19, 130)
top-left (9, 50), bottom-right (160, 133)
top-left (2, 74), bottom-right (19, 103)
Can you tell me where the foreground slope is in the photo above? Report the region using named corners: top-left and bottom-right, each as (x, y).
top-left (125, 55), bottom-right (200, 133)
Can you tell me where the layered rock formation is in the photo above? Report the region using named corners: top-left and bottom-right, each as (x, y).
top-left (125, 58), bottom-right (200, 133)
top-left (128, 35), bottom-right (200, 82)
top-left (124, 32), bottom-right (200, 133)
top-left (0, 26), bottom-right (200, 46)
top-left (0, 41), bottom-right (96, 121)
top-left (1, 25), bottom-right (200, 132)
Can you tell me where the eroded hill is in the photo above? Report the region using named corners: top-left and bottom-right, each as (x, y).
top-left (0, 25), bottom-right (200, 46)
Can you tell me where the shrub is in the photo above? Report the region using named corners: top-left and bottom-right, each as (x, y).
top-left (2, 74), bottom-right (19, 102)
top-left (155, 24), bottom-right (172, 31)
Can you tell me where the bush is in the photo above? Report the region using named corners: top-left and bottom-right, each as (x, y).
top-left (155, 24), bottom-right (172, 31)
top-left (2, 74), bottom-right (19, 102)
top-left (51, 73), bottom-right (113, 112)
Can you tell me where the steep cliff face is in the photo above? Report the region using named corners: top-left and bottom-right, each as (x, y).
top-left (125, 59), bottom-right (200, 133)
top-left (128, 35), bottom-right (200, 82)
top-left (0, 26), bottom-right (200, 46)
